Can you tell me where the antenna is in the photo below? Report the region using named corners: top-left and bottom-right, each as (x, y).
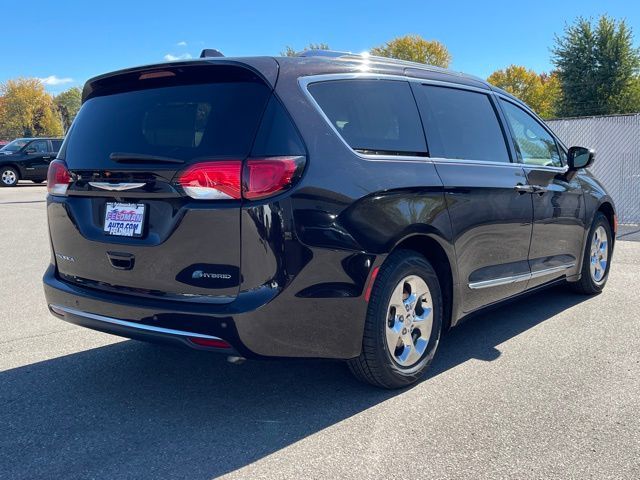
top-left (200, 49), bottom-right (225, 58)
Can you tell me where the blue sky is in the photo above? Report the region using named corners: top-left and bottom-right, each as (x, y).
top-left (1, 0), bottom-right (639, 94)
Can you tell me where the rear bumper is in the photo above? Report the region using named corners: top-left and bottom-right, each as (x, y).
top-left (43, 263), bottom-right (369, 359)
top-left (49, 304), bottom-right (240, 354)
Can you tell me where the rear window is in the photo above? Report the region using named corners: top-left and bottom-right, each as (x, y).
top-left (60, 80), bottom-right (271, 167)
top-left (307, 79), bottom-right (427, 156)
top-left (413, 85), bottom-right (510, 162)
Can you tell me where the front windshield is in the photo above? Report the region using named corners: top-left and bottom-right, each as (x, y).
top-left (0, 139), bottom-right (29, 152)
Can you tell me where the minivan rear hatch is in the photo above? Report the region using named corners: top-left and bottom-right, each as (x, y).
top-left (48, 62), bottom-right (276, 302)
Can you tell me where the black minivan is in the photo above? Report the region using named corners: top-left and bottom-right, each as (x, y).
top-left (43, 52), bottom-right (615, 388)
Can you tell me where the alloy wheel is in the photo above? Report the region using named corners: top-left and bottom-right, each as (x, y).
top-left (385, 275), bottom-right (434, 367)
top-left (1, 169), bottom-right (17, 186)
top-left (590, 225), bottom-right (609, 284)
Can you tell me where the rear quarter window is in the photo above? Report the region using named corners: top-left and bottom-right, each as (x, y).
top-left (307, 79), bottom-right (427, 156)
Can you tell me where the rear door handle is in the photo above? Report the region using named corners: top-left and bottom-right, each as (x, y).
top-left (531, 185), bottom-right (548, 195)
top-left (514, 184), bottom-right (535, 194)
top-left (107, 251), bottom-right (135, 270)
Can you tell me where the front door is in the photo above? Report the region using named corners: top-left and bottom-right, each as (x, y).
top-left (411, 83), bottom-right (534, 314)
top-left (23, 139), bottom-right (52, 179)
top-left (498, 99), bottom-right (585, 287)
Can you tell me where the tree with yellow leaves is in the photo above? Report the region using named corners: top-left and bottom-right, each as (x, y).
top-left (371, 34), bottom-right (451, 68)
top-left (487, 65), bottom-right (561, 118)
top-left (0, 78), bottom-right (63, 139)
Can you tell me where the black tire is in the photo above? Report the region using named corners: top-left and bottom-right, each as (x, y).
top-left (31, 179), bottom-right (46, 184)
top-left (348, 250), bottom-right (443, 389)
top-left (0, 166), bottom-right (19, 187)
top-left (569, 212), bottom-right (612, 295)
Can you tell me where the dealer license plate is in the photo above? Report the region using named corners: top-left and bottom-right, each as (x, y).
top-left (103, 202), bottom-right (146, 237)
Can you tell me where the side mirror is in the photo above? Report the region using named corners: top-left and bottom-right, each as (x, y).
top-left (568, 146), bottom-right (595, 170)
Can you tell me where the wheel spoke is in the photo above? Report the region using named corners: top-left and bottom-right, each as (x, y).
top-left (403, 292), bottom-right (418, 313)
top-left (385, 316), bottom-right (403, 352)
top-left (397, 333), bottom-right (418, 365)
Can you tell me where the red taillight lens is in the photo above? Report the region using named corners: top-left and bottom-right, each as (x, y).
top-left (178, 161), bottom-right (242, 200)
top-left (47, 160), bottom-right (71, 196)
top-left (177, 156), bottom-right (305, 201)
top-left (243, 156), bottom-right (304, 200)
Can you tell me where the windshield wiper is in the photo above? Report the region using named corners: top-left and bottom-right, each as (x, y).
top-left (110, 152), bottom-right (185, 164)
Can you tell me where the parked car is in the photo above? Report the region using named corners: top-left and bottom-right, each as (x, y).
top-left (0, 138), bottom-right (63, 186)
top-left (43, 51), bottom-right (616, 388)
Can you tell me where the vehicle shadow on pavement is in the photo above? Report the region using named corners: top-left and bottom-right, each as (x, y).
top-left (0, 286), bottom-right (588, 479)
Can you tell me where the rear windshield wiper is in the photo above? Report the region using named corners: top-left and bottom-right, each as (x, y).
top-left (110, 152), bottom-right (185, 164)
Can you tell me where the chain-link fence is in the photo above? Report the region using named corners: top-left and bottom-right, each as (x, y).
top-left (547, 114), bottom-right (640, 224)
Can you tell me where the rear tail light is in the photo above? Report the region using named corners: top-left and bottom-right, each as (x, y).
top-left (177, 161), bottom-right (242, 200)
top-left (243, 156), bottom-right (305, 200)
top-left (177, 156), bottom-right (305, 201)
top-left (47, 160), bottom-right (71, 196)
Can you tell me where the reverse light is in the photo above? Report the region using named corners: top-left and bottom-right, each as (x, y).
top-left (47, 160), bottom-right (71, 196)
top-left (177, 156), bottom-right (305, 201)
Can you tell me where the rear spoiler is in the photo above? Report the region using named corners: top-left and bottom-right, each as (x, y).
top-left (82, 58), bottom-right (279, 102)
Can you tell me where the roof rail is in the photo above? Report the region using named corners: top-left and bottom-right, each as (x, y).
top-left (200, 49), bottom-right (225, 58)
top-left (296, 49), bottom-right (351, 58)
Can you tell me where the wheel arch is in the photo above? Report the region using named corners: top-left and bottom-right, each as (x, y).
top-left (597, 201), bottom-right (616, 240)
top-left (388, 233), bottom-right (457, 331)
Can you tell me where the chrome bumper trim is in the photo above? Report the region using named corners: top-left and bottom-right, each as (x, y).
top-left (49, 304), bottom-right (223, 340)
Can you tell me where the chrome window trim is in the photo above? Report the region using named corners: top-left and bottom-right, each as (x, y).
top-left (298, 73), bottom-right (494, 163)
top-left (468, 263), bottom-right (575, 290)
top-left (429, 157), bottom-right (523, 169)
top-left (50, 304), bottom-right (224, 340)
top-left (298, 73), bottom-right (567, 170)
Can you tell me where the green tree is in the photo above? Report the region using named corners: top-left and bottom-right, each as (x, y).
top-left (281, 43), bottom-right (330, 57)
top-left (54, 87), bottom-right (82, 132)
top-left (0, 78), bottom-right (63, 138)
top-left (370, 34), bottom-right (451, 68)
top-left (552, 15), bottom-right (640, 116)
top-left (487, 65), bottom-right (561, 118)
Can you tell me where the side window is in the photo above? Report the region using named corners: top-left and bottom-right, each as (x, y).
top-left (499, 100), bottom-right (562, 167)
top-left (307, 79), bottom-right (427, 156)
top-left (50, 140), bottom-right (63, 152)
top-left (28, 140), bottom-right (49, 153)
top-left (414, 85), bottom-right (510, 162)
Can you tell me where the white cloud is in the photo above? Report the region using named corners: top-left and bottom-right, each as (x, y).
top-left (163, 53), bottom-right (192, 61)
top-left (177, 41), bottom-right (187, 47)
top-left (39, 75), bottom-right (73, 86)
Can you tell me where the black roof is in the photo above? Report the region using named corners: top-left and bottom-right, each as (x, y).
top-left (83, 51), bottom-right (533, 111)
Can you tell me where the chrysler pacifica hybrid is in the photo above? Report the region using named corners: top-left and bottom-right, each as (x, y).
top-left (43, 51), bottom-right (615, 388)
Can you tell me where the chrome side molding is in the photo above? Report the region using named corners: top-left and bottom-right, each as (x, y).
top-left (468, 263), bottom-right (575, 290)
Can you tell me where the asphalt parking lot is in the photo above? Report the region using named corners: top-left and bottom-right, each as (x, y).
top-left (1, 183), bottom-right (639, 480)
